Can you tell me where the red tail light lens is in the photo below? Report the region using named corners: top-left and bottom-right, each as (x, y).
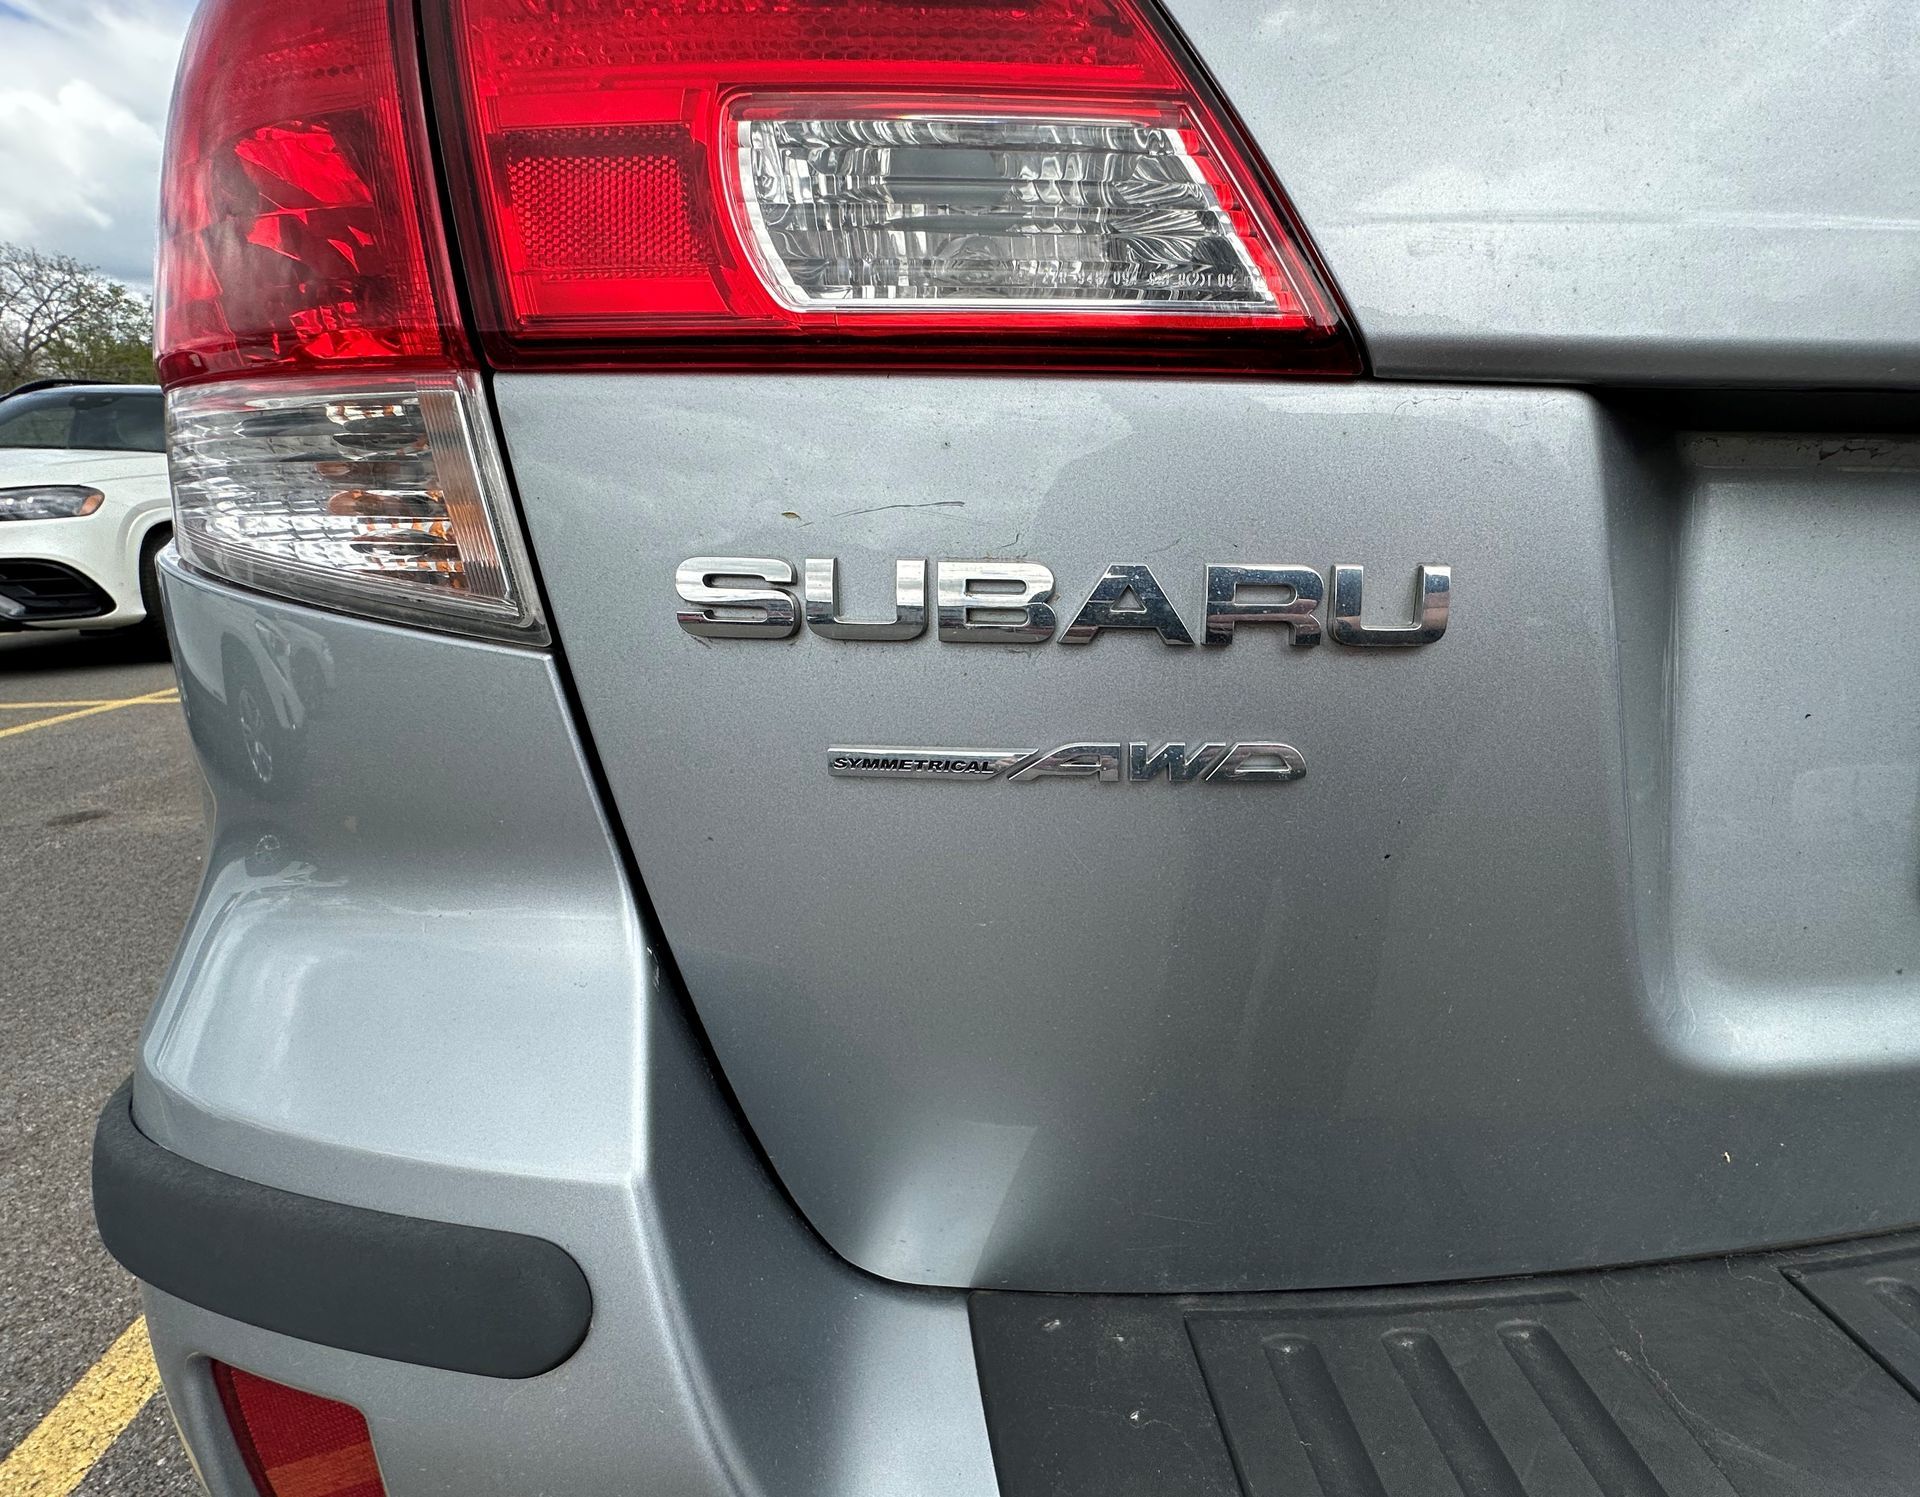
top-left (429, 0), bottom-right (1357, 374)
top-left (154, 0), bottom-right (547, 642)
top-left (211, 1363), bottom-right (387, 1497)
top-left (156, 0), bottom-right (462, 386)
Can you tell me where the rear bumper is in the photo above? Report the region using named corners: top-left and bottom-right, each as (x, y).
top-left (102, 1063), bottom-right (1920, 1497)
top-left (109, 556), bottom-right (997, 1497)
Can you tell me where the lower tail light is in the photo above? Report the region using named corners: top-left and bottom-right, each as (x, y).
top-left (167, 374), bottom-right (545, 642)
top-left (211, 1363), bottom-right (386, 1497)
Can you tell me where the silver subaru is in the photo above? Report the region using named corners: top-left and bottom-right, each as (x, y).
top-left (95, 0), bottom-right (1920, 1493)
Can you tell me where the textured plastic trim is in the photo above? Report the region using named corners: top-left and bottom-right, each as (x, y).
top-left (971, 1232), bottom-right (1920, 1496)
top-left (92, 1081), bottom-right (591, 1378)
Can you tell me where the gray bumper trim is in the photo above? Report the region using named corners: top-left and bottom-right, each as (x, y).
top-left (92, 1080), bottom-right (592, 1378)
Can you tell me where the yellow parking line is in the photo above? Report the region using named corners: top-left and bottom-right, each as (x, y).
top-left (0, 1317), bottom-right (160, 1497)
top-left (0, 697), bottom-right (178, 710)
top-left (0, 689), bottom-right (179, 741)
top-left (0, 694), bottom-right (180, 710)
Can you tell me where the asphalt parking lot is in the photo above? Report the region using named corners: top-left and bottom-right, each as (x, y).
top-left (1, 628), bottom-right (204, 1496)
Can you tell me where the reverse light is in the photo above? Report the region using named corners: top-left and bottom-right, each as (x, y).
top-left (167, 374), bottom-right (542, 640)
top-left (155, 0), bottom-right (544, 642)
top-left (0, 486), bottom-right (105, 520)
top-left (429, 0), bottom-right (1356, 373)
top-left (736, 108), bottom-right (1280, 313)
top-left (211, 1363), bottom-right (387, 1497)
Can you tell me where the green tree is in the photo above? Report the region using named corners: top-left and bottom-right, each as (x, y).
top-left (0, 243), bottom-right (155, 388)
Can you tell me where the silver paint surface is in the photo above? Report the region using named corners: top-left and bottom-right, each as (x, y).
top-left (138, 558), bottom-right (997, 1497)
top-left (498, 373), bottom-right (1920, 1292)
top-left (1662, 436), bottom-right (1920, 1074)
top-left (1163, 0), bottom-right (1920, 385)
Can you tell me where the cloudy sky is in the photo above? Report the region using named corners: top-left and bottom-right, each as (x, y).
top-left (0, 0), bottom-right (194, 288)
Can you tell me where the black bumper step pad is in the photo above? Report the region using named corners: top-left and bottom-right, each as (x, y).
top-left (971, 1232), bottom-right (1920, 1496)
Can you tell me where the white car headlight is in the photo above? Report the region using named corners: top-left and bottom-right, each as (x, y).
top-left (0, 485), bottom-right (106, 520)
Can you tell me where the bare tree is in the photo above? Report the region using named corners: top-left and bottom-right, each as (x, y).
top-left (0, 242), bottom-right (155, 388)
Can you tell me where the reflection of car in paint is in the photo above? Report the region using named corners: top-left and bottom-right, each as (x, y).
top-left (166, 585), bottom-right (334, 797)
top-left (0, 384), bottom-right (170, 635)
top-left (93, 1), bottom-right (1920, 1495)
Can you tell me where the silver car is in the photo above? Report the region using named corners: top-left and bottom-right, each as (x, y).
top-left (95, 0), bottom-right (1920, 1494)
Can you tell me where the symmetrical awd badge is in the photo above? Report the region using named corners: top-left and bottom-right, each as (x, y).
top-left (677, 556), bottom-right (1450, 785)
top-left (675, 558), bottom-right (1450, 646)
top-left (829, 743), bottom-right (1307, 784)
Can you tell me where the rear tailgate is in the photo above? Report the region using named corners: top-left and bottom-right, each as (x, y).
top-left (472, 0), bottom-right (1920, 1291)
top-left (499, 375), bottom-right (1920, 1291)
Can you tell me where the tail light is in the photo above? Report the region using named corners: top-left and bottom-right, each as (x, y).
top-left (155, 0), bottom-right (545, 641)
top-left (211, 1363), bottom-right (387, 1497)
top-left (155, 0), bottom-right (1355, 632)
top-left (426, 0), bottom-right (1356, 374)
top-left (156, 0), bottom-right (457, 386)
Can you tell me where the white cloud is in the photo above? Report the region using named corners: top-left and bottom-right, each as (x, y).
top-left (0, 0), bottom-right (192, 288)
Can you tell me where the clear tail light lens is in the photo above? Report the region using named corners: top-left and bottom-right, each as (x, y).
top-left (429, 0), bottom-right (1356, 374)
top-left (168, 374), bottom-right (544, 642)
top-left (736, 106), bottom-right (1288, 314)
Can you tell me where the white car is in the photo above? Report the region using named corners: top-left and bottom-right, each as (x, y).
top-left (0, 382), bottom-right (171, 635)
